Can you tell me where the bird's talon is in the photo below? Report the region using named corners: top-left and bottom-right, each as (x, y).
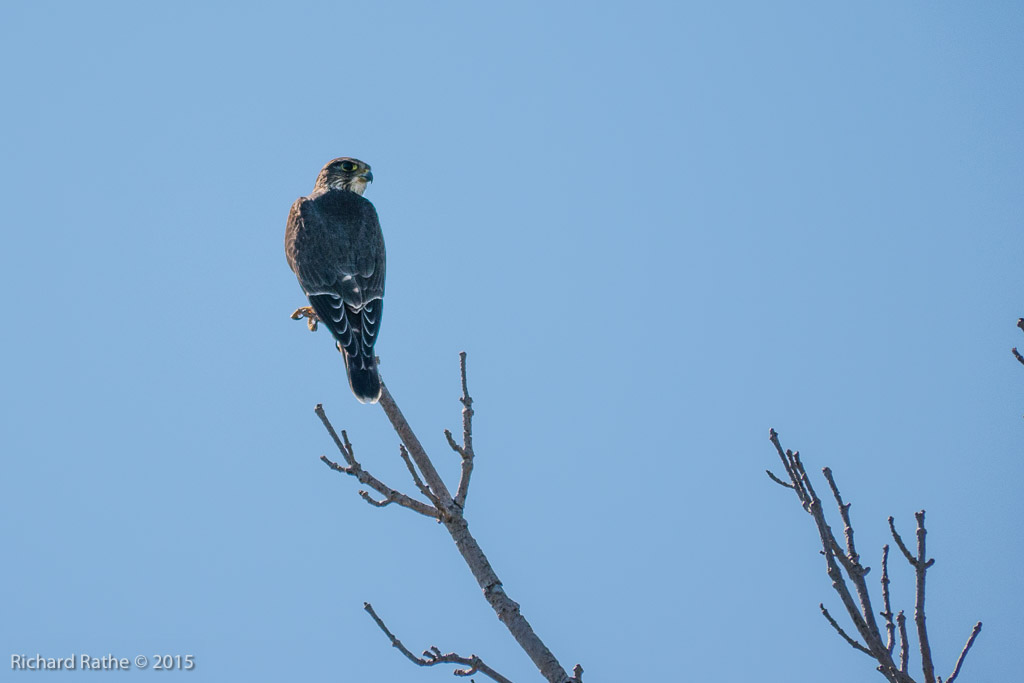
top-left (290, 306), bottom-right (320, 332)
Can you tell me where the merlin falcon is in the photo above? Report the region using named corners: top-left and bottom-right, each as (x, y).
top-left (286, 157), bottom-right (386, 403)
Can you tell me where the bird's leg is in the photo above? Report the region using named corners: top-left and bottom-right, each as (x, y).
top-left (290, 306), bottom-right (320, 332)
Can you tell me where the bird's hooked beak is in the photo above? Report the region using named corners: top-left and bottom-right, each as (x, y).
top-left (361, 169), bottom-right (373, 184)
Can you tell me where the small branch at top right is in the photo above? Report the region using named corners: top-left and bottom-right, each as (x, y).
top-left (1013, 318), bottom-right (1024, 367)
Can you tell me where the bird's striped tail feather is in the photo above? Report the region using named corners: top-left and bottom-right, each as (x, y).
top-left (308, 294), bottom-right (383, 404)
top-left (343, 351), bottom-right (381, 404)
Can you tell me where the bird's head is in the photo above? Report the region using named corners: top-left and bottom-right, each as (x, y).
top-left (314, 157), bottom-right (373, 195)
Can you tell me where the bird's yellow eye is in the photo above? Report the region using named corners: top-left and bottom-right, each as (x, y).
top-left (340, 161), bottom-right (358, 172)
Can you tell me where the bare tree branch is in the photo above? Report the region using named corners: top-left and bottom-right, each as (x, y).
top-left (363, 602), bottom-right (514, 683)
top-left (769, 429), bottom-right (983, 683)
top-left (823, 466), bottom-right (887, 655)
top-left (768, 429), bottom-right (810, 509)
top-left (765, 468), bottom-right (794, 488)
top-left (769, 431), bottom-right (899, 679)
top-left (376, 377), bottom-right (575, 683)
top-left (880, 545), bottom-right (895, 655)
top-left (888, 516), bottom-right (916, 565)
top-left (820, 603), bottom-right (873, 655)
top-left (398, 443), bottom-right (442, 511)
top-left (897, 611), bottom-right (909, 675)
top-left (316, 406), bottom-right (438, 518)
top-left (358, 490), bottom-right (394, 507)
top-left (312, 355), bottom-right (579, 683)
top-left (945, 622), bottom-right (982, 683)
top-left (890, 513), bottom-right (943, 682)
top-left (823, 467), bottom-right (860, 565)
top-left (912, 511), bottom-right (936, 683)
top-left (378, 383), bottom-right (457, 512)
top-left (445, 351), bottom-right (476, 510)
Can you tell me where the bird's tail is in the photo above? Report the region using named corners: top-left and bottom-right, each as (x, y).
top-left (343, 350), bottom-right (382, 404)
top-left (308, 294), bottom-right (383, 404)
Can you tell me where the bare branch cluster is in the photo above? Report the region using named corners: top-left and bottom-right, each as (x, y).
top-left (316, 407), bottom-right (438, 518)
top-left (363, 602), bottom-right (514, 683)
top-left (766, 429), bottom-right (982, 683)
top-left (315, 353), bottom-right (583, 683)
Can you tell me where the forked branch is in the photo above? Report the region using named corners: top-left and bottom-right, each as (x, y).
top-left (315, 354), bottom-right (582, 683)
top-left (767, 429), bottom-right (982, 683)
top-left (444, 351), bottom-right (476, 510)
top-left (364, 602), bottom-right (514, 683)
top-left (315, 405), bottom-right (438, 519)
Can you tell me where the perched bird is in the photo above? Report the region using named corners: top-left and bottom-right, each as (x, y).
top-left (286, 157), bottom-right (386, 403)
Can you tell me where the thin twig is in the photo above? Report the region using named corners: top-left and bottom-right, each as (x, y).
top-left (769, 429), bottom-right (810, 508)
top-left (823, 467), bottom-right (886, 652)
top-left (451, 351), bottom-right (475, 509)
top-left (888, 517), bottom-right (916, 565)
top-left (820, 603), bottom-right (873, 655)
top-left (793, 453), bottom-right (877, 655)
top-left (823, 467), bottom-right (860, 565)
top-left (359, 490), bottom-right (394, 507)
top-left (316, 405), bottom-right (438, 518)
top-left (379, 383), bottom-right (456, 515)
top-left (363, 602), bottom-right (514, 683)
top-left (913, 511), bottom-right (936, 683)
top-left (319, 453), bottom-right (435, 517)
top-left (945, 622), bottom-right (982, 683)
top-left (765, 469), bottom-right (794, 488)
top-left (880, 545), bottom-right (895, 655)
top-left (444, 430), bottom-right (465, 456)
top-left (398, 443), bottom-right (442, 511)
top-left (897, 611), bottom-right (909, 674)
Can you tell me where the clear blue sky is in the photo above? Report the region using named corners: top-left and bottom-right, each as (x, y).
top-left (2, 2), bottom-right (1021, 681)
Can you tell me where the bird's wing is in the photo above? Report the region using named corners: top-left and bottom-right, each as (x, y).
top-left (286, 191), bottom-right (386, 359)
top-left (286, 191), bottom-right (386, 308)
